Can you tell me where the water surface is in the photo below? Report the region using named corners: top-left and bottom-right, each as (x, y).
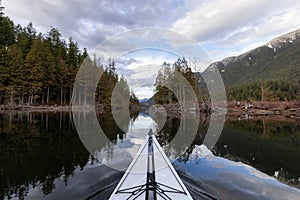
top-left (0, 112), bottom-right (299, 199)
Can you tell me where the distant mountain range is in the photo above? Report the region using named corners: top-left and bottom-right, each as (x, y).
top-left (139, 98), bottom-right (149, 103)
top-left (139, 96), bottom-right (155, 107)
top-left (204, 28), bottom-right (300, 87)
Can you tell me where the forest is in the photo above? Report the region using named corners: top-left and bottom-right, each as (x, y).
top-left (226, 79), bottom-right (300, 101)
top-left (154, 57), bottom-right (300, 104)
top-left (154, 57), bottom-right (199, 104)
top-left (0, 3), bottom-right (138, 107)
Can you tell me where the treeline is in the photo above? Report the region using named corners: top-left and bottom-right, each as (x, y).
top-left (0, 4), bottom-right (138, 106)
top-left (154, 57), bottom-right (199, 104)
top-left (74, 57), bottom-right (139, 107)
top-left (227, 79), bottom-right (300, 101)
top-left (154, 57), bottom-right (300, 104)
top-left (0, 11), bottom-right (85, 105)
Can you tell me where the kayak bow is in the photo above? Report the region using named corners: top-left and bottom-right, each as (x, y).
top-left (109, 129), bottom-right (193, 200)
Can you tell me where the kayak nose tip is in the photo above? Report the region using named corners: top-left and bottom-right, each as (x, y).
top-left (148, 129), bottom-right (153, 136)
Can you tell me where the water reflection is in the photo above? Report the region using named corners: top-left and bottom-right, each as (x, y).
top-left (154, 114), bottom-right (300, 189)
top-left (215, 119), bottom-right (300, 187)
top-left (0, 111), bottom-right (138, 200)
top-left (153, 114), bottom-right (300, 199)
top-left (174, 145), bottom-right (300, 200)
top-left (0, 111), bottom-right (300, 199)
top-left (151, 111), bottom-right (202, 160)
top-left (0, 112), bottom-right (90, 199)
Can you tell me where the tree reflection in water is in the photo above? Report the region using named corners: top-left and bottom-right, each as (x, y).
top-left (0, 110), bottom-right (138, 200)
top-left (153, 113), bottom-right (300, 188)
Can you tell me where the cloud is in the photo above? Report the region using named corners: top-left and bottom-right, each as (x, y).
top-left (115, 54), bottom-right (177, 98)
top-left (5, 0), bottom-right (300, 61)
top-left (176, 152), bottom-right (300, 200)
top-left (173, 0), bottom-right (284, 41)
top-left (117, 57), bottom-right (142, 66)
top-left (171, 0), bottom-right (300, 60)
top-left (4, 0), bottom-right (184, 50)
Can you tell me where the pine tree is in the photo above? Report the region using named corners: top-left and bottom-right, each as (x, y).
top-left (46, 27), bottom-right (69, 104)
top-left (46, 27), bottom-right (62, 63)
top-left (0, 10), bottom-right (15, 47)
top-left (15, 23), bottom-right (37, 59)
top-left (0, 0), bottom-right (4, 16)
top-left (154, 62), bottom-right (172, 104)
top-left (6, 44), bottom-right (24, 104)
top-left (25, 39), bottom-right (55, 104)
top-left (67, 37), bottom-right (79, 68)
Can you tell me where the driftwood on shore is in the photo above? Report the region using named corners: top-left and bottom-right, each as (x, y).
top-left (227, 101), bottom-right (300, 117)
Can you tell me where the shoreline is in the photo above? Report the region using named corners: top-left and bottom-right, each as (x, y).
top-left (1, 101), bottom-right (299, 117)
top-left (0, 104), bottom-right (92, 113)
top-left (226, 100), bottom-right (300, 118)
top-left (0, 104), bottom-right (141, 113)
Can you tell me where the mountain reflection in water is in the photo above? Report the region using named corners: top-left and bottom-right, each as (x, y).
top-left (0, 111), bottom-right (299, 199)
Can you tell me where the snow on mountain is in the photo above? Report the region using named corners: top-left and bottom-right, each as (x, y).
top-left (266, 29), bottom-right (300, 48)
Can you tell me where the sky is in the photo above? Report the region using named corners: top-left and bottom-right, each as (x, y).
top-left (3, 0), bottom-right (300, 99)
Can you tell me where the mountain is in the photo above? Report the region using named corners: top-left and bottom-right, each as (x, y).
top-left (139, 98), bottom-right (149, 103)
top-left (204, 28), bottom-right (300, 87)
top-left (141, 94), bottom-right (157, 107)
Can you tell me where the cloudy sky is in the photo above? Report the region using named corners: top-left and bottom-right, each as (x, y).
top-left (4, 0), bottom-right (300, 98)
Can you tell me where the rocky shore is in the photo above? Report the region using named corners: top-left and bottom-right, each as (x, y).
top-left (227, 101), bottom-right (300, 118)
top-left (147, 101), bottom-right (300, 119)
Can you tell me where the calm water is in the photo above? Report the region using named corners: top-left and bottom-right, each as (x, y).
top-left (0, 111), bottom-right (300, 199)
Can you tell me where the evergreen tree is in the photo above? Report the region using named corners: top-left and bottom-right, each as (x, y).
top-left (154, 62), bottom-right (172, 104)
top-left (67, 37), bottom-right (79, 68)
top-left (0, 0), bottom-right (4, 16)
top-left (0, 9), bottom-right (15, 47)
top-left (24, 39), bottom-right (55, 104)
top-left (6, 44), bottom-right (24, 104)
top-left (130, 91), bottom-right (139, 105)
top-left (46, 27), bottom-right (63, 63)
top-left (15, 23), bottom-right (37, 59)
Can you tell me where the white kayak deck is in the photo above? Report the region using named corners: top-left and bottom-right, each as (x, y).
top-left (109, 133), bottom-right (193, 200)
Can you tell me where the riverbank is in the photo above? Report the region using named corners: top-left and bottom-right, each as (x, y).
top-left (227, 101), bottom-right (300, 118)
top-left (148, 100), bottom-right (300, 119)
top-left (1, 101), bottom-right (299, 117)
top-left (0, 104), bottom-right (98, 113)
top-left (0, 104), bottom-right (141, 113)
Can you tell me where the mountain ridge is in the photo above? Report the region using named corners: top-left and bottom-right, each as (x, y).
top-left (203, 28), bottom-right (300, 87)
